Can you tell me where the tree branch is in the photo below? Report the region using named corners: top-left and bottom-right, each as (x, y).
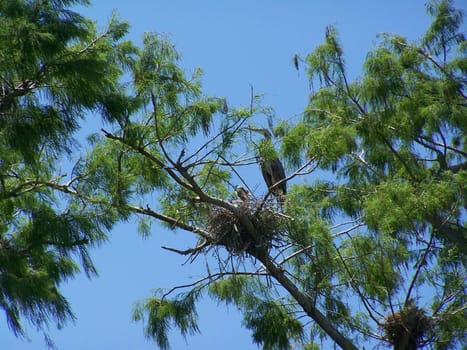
top-left (256, 253), bottom-right (358, 350)
top-left (405, 231), bottom-right (435, 307)
top-left (161, 241), bottom-right (209, 256)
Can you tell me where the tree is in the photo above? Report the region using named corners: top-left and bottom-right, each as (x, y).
top-left (3, 1), bottom-right (465, 350)
top-left (67, 1), bottom-right (464, 349)
top-left (0, 0), bottom-right (135, 346)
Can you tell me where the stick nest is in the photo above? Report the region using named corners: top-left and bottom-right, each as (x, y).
top-left (381, 302), bottom-right (432, 349)
top-left (206, 200), bottom-right (285, 255)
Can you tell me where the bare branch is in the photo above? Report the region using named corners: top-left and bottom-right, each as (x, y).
top-left (101, 128), bottom-right (194, 192)
top-left (332, 241), bottom-right (385, 325)
top-left (129, 204), bottom-right (211, 240)
top-left (276, 244), bottom-right (314, 267)
top-left (161, 270), bottom-right (267, 301)
top-left (419, 135), bottom-right (467, 158)
top-left (331, 222), bottom-right (365, 238)
top-left (405, 231), bottom-right (435, 306)
top-left (161, 240), bottom-right (209, 256)
top-left (351, 152), bottom-right (384, 179)
top-left (78, 30), bottom-right (110, 55)
top-left (183, 116), bottom-right (249, 168)
top-left (26, 176), bottom-right (211, 241)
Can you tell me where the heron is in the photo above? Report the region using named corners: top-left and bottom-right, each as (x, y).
top-left (258, 155), bottom-right (286, 198)
top-left (247, 127), bottom-right (287, 200)
top-left (231, 185), bottom-right (250, 208)
top-left (235, 185), bottom-right (250, 202)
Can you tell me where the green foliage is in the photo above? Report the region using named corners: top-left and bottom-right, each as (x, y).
top-left (79, 31), bottom-right (246, 236)
top-left (209, 276), bottom-right (304, 350)
top-left (111, 2), bottom-right (466, 349)
top-left (244, 300), bottom-right (303, 350)
top-left (3, 1), bottom-right (465, 350)
top-left (258, 138), bottom-right (279, 161)
top-left (132, 290), bottom-right (201, 350)
top-left (280, 1), bottom-right (466, 348)
top-left (132, 32), bottom-right (218, 144)
top-left (340, 235), bottom-right (407, 300)
top-left (208, 275), bottom-right (248, 305)
top-left (286, 0), bottom-right (466, 240)
top-left (0, 0), bottom-right (134, 344)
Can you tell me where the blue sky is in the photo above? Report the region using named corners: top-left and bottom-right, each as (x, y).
top-left (3, 1), bottom-right (466, 349)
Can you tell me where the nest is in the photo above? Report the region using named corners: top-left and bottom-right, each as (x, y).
top-left (206, 200), bottom-right (285, 255)
top-left (381, 302), bottom-right (432, 350)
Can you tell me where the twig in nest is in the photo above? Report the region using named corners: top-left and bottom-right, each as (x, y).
top-left (381, 300), bottom-right (432, 350)
top-left (205, 199), bottom-right (287, 256)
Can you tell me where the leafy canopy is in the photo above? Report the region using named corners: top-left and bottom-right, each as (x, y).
top-left (116, 1), bottom-right (465, 349)
top-left (0, 0), bottom-right (135, 345)
top-left (1, 1), bottom-right (465, 350)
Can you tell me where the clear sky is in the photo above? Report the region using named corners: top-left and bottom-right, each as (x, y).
top-left (3, 1), bottom-right (466, 349)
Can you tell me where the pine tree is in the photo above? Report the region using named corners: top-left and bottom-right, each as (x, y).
top-left (0, 0), bottom-right (135, 346)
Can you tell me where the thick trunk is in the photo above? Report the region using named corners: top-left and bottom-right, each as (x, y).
top-left (258, 253), bottom-right (358, 350)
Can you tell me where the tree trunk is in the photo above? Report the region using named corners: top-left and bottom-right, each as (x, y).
top-left (258, 253), bottom-right (358, 350)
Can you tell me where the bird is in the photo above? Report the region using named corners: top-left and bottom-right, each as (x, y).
top-left (231, 186), bottom-right (250, 208)
top-left (235, 185), bottom-right (250, 202)
top-left (247, 127), bottom-right (287, 201)
top-left (258, 156), bottom-right (287, 198)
